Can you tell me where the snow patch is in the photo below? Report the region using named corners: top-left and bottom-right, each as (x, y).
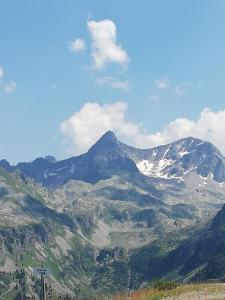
top-left (56, 165), bottom-right (68, 172)
top-left (44, 172), bottom-right (58, 179)
top-left (152, 150), bottom-right (156, 158)
top-left (162, 146), bottom-right (171, 159)
top-left (178, 150), bottom-right (189, 157)
top-left (137, 159), bottom-right (174, 178)
top-left (177, 141), bottom-right (184, 150)
top-left (70, 164), bottom-right (75, 173)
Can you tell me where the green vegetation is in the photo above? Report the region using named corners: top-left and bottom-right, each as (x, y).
top-left (152, 279), bottom-right (179, 291)
top-left (92, 247), bottom-right (130, 295)
top-left (2, 157), bottom-right (225, 298)
top-left (113, 283), bottom-right (225, 300)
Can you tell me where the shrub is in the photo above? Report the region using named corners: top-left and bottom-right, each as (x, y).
top-left (152, 279), bottom-right (179, 291)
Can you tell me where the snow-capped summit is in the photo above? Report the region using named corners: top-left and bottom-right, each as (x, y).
top-left (1, 132), bottom-right (225, 186)
top-left (132, 137), bottom-right (225, 182)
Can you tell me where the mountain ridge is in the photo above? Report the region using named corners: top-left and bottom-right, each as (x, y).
top-left (1, 132), bottom-right (225, 297)
top-left (1, 131), bottom-right (225, 186)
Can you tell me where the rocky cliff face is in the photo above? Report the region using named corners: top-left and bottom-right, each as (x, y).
top-left (2, 131), bottom-right (225, 186)
top-left (0, 166), bottom-right (96, 298)
top-left (0, 132), bottom-right (225, 298)
top-left (128, 204), bottom-right (225, 287)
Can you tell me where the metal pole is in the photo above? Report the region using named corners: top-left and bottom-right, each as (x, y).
top-left (41, 273), bottom-right (46, 300)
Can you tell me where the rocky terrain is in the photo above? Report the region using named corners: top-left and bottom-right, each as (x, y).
top-left (0, 132), bottom-right (225, 298)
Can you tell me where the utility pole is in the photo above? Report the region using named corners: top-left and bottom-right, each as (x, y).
top-left (33, 267), bottom-right (49, 300)
top-left (41, 272), bottom-right (46, 300)
top-left (126, 248), bottom-right (131, 296)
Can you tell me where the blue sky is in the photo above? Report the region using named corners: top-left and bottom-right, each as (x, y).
top-left (1, 0), bottom-right (225, 163)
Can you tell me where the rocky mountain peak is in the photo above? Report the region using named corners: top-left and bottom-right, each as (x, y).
top-left (44, 155), bottom-right (57, 163)
top-left (1, 134), bottom-right (225, 186)
top-left (88, 131), bottom-right (120, 154)
top-left (0, 159), bottom-right (12, 172)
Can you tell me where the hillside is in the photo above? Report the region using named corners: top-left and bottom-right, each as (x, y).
top-left (113, 283), bottom-right (225, 300)
top-left (1, 132), bottom-right (225, 298)
top-left (128, 203), bottom-right (225, 288)
top-left (0, 167), bottom-right (96, 298)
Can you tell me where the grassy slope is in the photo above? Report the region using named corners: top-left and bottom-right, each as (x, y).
top-left (129, 222), bottom-right (210, 288)
top-left (2, 166), bottom-right (225, 298)
top-left (0, 167), bottom-right (97, 297)
top-left (130, 201), bottom-right (225, 285)
top-left (113, 283), bottom-right (225, 300)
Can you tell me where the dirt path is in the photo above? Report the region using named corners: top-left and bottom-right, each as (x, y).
top-left (164, 291), bottom-right (225, 300)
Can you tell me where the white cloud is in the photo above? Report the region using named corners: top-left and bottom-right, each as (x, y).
top-left (148, 94), bottom-right (159, 102)
top-left (87, 19), bottom-right (129, 69)
top-left (4, 81), bottom-right (17, 94)
top-left (144, 108), bottom-right (225, 154)
top-left (174, 82), bottom-right (192, 95)
top-left (0, 67), bottom-right (4, 80)
top-left (95, 76), bottom-right (129, 91)
top-left (61, 103), bottom-right (225, 155)
top-left (69, 38), bottom-right (86, 52)
top-left (61, 102), bottom-right (143, 154)
top-left (154, 77), bottom-right (170, 90)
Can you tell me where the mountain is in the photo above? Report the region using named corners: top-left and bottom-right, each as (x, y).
top-left (0, 132), bottom-right (225, 256)
top-left (1, 132), bottom-right (225, 297)
top-left (129, 203), bottom-right (225, 287)
top-left (0, 131), bottom-right (139, 186)
top-left (118, 135), bottom-right (225, 184)
top-left (1, 131), bottom-right (225, 226)
top-left (0, 166), bottom-right (97, 298)
top-left (2, 131), bottom-right (225, 187)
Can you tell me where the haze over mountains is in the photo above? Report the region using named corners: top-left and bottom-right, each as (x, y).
top-left (1, 131), bottom-right (225, 298)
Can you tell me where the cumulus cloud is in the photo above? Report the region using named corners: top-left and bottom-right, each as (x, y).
top-left (60, 102), bottom-right (225, 155)
top-left (4, 81), bottom-right (17, 94)
top-left (87, 19), bottom-right (129, 69)
top-left (69, 38), bottom-right (86, 52)
top-left (154, 77), bottom-right (170, 90)
top-left (148, 108), bottom-right (225, 153)
top-left (95, 76), bottom-right (129, 91)
top-left (0, 67), bottom-right (4, 80)
top-left (61, 102), bottom-right (143, 154)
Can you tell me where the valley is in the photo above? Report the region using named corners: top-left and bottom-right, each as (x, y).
top-left (0, 132), bottom-right (225, 299)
